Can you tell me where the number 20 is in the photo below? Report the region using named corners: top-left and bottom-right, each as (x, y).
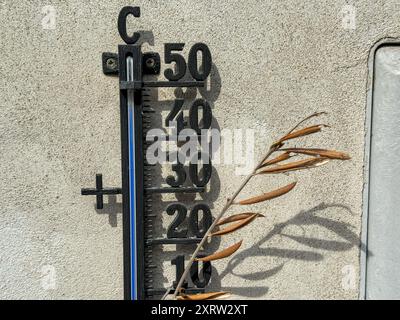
top-left (167, 203), bottom-right (212, 238)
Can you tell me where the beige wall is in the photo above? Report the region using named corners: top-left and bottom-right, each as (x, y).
top-left (1, 0), bottom-right (399, 299)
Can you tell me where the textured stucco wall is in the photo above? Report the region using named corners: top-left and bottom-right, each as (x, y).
top-left (1, 0), bottom-right (399, 300)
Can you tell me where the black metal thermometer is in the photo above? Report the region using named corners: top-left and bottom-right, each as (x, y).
top-left (81, 6), bottom-right (214, 300)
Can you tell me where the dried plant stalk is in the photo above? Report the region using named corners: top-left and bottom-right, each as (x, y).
top-left (162, 112), bottom-right (349, 300)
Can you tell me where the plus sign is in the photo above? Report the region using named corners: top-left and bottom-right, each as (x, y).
top-left (81, 174), bottom-right (122, 209)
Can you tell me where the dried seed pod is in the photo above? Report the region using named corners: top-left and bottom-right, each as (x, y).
top-left (237, 181), bottom-right (297, 205)
top-left (211, 214), bottom-right (259, 236)
top-left (195, 240), bottom-right (243, 262)
top-left (177, 291), bottom-right (230, 300)
top-left (277, 124), bottom-right (328, 144)
top-left (216, 212), bottom-right (264, 226)
top-left (258, 157), bottom-right (330, 174)
top-left (281, 148), bottom-right (351, 160)
top-left (259, 152), bottom-right (293, 168)
top-left (286, 112), bottom-right (327, 134)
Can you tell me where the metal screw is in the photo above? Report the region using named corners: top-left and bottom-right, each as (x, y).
top-left (106, 58), bottom-right (117, 70)
top-left (145, 58), bottom-right (155, 68)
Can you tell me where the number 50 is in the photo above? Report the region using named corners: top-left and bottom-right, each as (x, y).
top-left (164, 43), bottom-right (212, 81)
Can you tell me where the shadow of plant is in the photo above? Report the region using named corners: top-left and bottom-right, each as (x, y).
top-left (208, 202), bottom-right (369, 297)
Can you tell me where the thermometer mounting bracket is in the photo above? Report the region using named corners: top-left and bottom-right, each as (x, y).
top-left (102, 52), bottom-right (161, 76)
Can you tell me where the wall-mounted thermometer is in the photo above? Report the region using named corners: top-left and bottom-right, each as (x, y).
top-left (81, 6), bottom-right (214, 300)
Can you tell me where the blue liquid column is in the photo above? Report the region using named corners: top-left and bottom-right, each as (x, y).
top-left (126, 56), bottom-right (138, 300)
